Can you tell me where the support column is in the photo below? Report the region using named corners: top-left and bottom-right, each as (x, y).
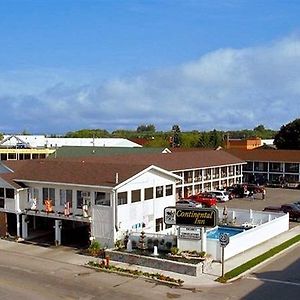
top-left (0, 212), bottom-right (7, 237)
top-left (201, 227), bottom-right (207, 252)
top-left (21, 215), bottom-right (28, 239)
top-left (16, 214), bottom-right (21, 238)
top-left (55, 220), bottom-right (62, 246)
top-left (33, 215), bottom-right (36, 230)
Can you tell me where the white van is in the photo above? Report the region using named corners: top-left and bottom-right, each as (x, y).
top-left (210, 190), bottom-right (230, 202)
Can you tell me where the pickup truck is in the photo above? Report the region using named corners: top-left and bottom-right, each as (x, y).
top-left (187, 193), bottom-right (217, 207)
top-left (263, 203), bottom-right (300, 221)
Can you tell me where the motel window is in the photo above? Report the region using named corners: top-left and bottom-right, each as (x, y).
top-left (77, 191), bottom-right (84, 209)
top-left (40, 154), bottom-right (46, 159)
top-left (60, 189), bottom-right (73, 207)
top-left (254, 162), bottom-right (268, 172)
top-left (42, 187), bottom-right (55, 205)
top-left (32, 154), bottom-right (39, 159)
top-left (285, 174), bottom-right (298, 183)
top-left (0, 188), bottom-right (4, 208)
top-left (8, 153), bottom-right (16, 160)
top-left (29, 188), bottom-right (40, 204)
top-left (166, 184), bottom-right (173, 196)
top-left (117, 192), bottom-right (128, 205)
top-left (144, 187), bottom-right (153, 200)
top-left (269, 162), bottom-right (283, 172)
top-left (95, 192), bottom-right (110, 206)
top-left (155, 218), bottom-right (163, 232)
top-left (1, 154), bottom-right (7, 160)
top-left (5, 188), bottom-right (14, 199)
top-left (244, 162), bottom-right (253, 171)
top-left (156, 186), bottom-right (163, 198)
top-left (131, 189), bottom-right (141, 203)
top-left (0, 188), bottom-right (4, 198)
top-left (285, 163), bottom-right (299, 173)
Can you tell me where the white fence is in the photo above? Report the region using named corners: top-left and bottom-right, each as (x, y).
top-left (207, 210), bottom-right (289, 261)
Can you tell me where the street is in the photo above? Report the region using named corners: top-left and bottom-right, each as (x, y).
top-left (0, 241), bottom-right (300, 299)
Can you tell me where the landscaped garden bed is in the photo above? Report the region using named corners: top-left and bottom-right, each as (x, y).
top-left (87, 260), bottom-right (184, 286)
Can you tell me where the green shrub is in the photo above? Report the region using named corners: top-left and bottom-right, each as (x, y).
top-left (170, 247), bottom-right (179, 255)
top-left (88, 240), bottom-right (102, 257)
top-left (115, 239), bottom-right (124, 250)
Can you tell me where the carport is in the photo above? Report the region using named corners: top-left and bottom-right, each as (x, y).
top-left (22, 212), bottom-right (91, 248)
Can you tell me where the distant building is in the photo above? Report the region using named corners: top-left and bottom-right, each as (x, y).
top-left (225, 137), bottom-right (263, 150)
top-left (226, 149), bottom-right (300, 186)
top-left (0, 135), bottom-right (142, 161)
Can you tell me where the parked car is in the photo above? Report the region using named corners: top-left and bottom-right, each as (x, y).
top-left (263, 204), bottom-right (300, 221)
top-left (210, 190), bottom-right (230, 202)
top-left (187, 193), bottom-right (217, 207)
top-left (226, 184), bottom-right (263, 198)
top-left (294, 201), bottom-right (300, 207)
top-left (226, 185), bottom-right (245, 198)
top-left (176, 199), bottom-right (202, 208)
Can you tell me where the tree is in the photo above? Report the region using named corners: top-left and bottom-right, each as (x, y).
top-left (170, 124), bottom-right (181, 147)
top-left (136, 124), bottom-right (156, 133)
top-left (209, 129), bottom-right (223, 148)
top-left (274, 118), bottom-right (300, 149)
top-left (21, 129), bottom-right (31, 135)
top-left (254, 124), bottom-right (266, 132)
top-left (65, 129), bottom-right (110, 138)
top-left (198, 132), bottom-right (211, 148)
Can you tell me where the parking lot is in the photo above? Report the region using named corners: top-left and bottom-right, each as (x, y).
top-left (217, 187), bottom-right (300, 227)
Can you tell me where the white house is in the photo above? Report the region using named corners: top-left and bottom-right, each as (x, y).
top-left (0, 159), bottom-right (179, 247)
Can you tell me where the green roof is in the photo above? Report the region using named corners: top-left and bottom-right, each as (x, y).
top-left (48, 146), bottom-right (170, 158)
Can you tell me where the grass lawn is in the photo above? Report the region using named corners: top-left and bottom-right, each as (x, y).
top-left (216, 234), bottom-right (300, 283)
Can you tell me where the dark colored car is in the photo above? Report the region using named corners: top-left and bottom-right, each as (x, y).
top-left (281, 204), bottom-right (300, 221)
top-left (263, 204), bottom-right (300, 221)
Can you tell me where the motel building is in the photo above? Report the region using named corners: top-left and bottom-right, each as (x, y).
top-left (226, 149), bottom-right (300, 186)
top-left (0, 150), bottom-right (244, 248)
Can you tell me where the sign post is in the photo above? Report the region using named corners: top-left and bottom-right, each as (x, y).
top-left (219, 233), bottom-right (230, 277)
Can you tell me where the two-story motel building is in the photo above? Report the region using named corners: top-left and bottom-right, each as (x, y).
top-left (0, 150), bottom-right (244, 247)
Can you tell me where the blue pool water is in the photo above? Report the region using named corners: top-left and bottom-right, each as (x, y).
top-left (207, 226), bottom-right (244, 239)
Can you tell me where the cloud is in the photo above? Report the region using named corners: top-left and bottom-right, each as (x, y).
top-left (1, 35), bottom-right (300, 133)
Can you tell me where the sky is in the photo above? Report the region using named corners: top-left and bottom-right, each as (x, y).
top-left (1, 0), bottom-right (300, 134)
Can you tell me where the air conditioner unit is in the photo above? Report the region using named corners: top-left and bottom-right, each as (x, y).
top-left (81, 191), bottom-right (91, 198)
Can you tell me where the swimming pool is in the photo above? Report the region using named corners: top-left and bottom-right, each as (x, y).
top-left (207, 226), bottom-right (244, 239)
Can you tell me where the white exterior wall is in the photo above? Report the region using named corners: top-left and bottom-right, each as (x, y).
top-left (116, 169), bottom-right (177, 234)
top-left (91, 206), bottom-right (114, 248)
top-left (0, 178), bottom-right (22, 213)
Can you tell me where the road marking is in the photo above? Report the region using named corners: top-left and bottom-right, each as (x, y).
top-left (247, 276), bottom-right (300, 287)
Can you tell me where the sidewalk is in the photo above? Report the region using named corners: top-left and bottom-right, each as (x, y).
top-left (1, 224), bottom-right (300, 288)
